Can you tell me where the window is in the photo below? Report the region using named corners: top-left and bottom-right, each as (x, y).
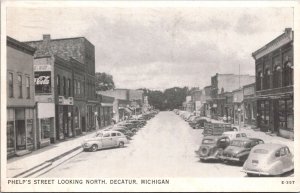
top-left (68, 79), bottom-right (71, 97)
top-left (117, 133), bottom-right (121, 136)
top-left (41, 118), bottom-right (51, 139)
top-left (264, 69), bottom-right (271, 89)
top-left (57, 75), bottom-right (61, 95)
top-left (78, 81), bottom-right (81, 95)
top-left (103, 133), bottom-right (110, 137)
top-left (26, 76), bottom-right (30, 99)
top-left (257, 71), bottom-right (263, 91)
top-left (283, 62), bottom-right (293, 86)
top-left (278, 98), bottom-right (294, 131)
top-left (8, 72), bottom-right (13, 98)
top-left (111, 133), bottom-right (116, 137)
top-left (258, 100), bottom-right (270, 125)
top-left (63, 77), bottom-right (66, 96)
top-left (273, 66), bottom-right (282, 88)
top-left (74, 80), bottom-right (77, 95)
top-left (17, 74), bottom-right (22, 98)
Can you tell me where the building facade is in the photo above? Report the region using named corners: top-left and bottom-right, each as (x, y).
top-left (252, 28), bottom-right (294, 139)
top-left (243, 83), bottom-right (257, 127)
top-left (7, 37), bottom-right (37, 157)
top-left (25, 34), bottom-right (97, 133)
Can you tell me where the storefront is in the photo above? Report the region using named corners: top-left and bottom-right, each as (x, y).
top-left (7, 108), bottom-right (35, 158)
top-left (56, 96), bottom-right (74, 140)
top-left (37, 103), bottom-right (55, 147)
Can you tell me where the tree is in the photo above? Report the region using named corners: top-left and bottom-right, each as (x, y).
top-left (95, 72), bottom-right (115, 91)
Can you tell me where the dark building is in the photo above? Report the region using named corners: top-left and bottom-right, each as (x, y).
top-left (25, 34), bottom-right (98, 134)
top-left (252, 28), bottom-right (293, 139)
top-left (7, 37), bottom-right (37, 157)
top-left (243, 83), bottom-right (257, 128)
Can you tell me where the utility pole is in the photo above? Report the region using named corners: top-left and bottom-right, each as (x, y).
top-left (239, 63), bottom-right (241, 88)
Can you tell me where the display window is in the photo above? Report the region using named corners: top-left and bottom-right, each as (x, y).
top-left (41, 118), bottom-right (51, 139)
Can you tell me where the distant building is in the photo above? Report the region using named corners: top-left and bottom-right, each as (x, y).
top-left (252, 28), bottom-right (293, 139)
top-left (210, 73), bottom-right (255, 120)
top-left (7, 37), bottom-right (36, 157)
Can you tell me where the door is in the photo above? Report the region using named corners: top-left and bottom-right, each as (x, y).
top-left (101, 133), bottom-right (113, 148)
top-left (15, 108), bottom-right (26, 150)
top-left (81, 117), bottom-right (86, 132)
top-left (110, 132), bottom-right (118, 146)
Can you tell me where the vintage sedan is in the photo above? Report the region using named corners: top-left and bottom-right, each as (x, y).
top-left (82, 130), bottom-right (128, 152)
top-left (242, 143), bottom-right (294, 176)
top-left (219, 138), bottom-right (264, 163)
top-left (196, 136), bottom-right (230, 161)
top-left (222, 131), bottom-right (247, 141)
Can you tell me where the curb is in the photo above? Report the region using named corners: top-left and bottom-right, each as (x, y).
top-left (13, 146), bottom-right (82, 178)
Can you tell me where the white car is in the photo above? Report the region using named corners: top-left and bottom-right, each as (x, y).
top-left (82, 130), bottom-right (128, 152)
top-left (222, 131), bottom-right (247, 141)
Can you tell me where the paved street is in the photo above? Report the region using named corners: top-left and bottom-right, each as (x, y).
top-left (41, 111), bottom-right (247, 178)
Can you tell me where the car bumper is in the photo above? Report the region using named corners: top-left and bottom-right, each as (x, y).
top-left (219, 155), bottom-right (240, 161)
top-left (241, 169), bottom-right (270, 176)
top-left (82, 143), bottom-right (92, 149)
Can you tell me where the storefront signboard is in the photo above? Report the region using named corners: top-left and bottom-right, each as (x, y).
top-left (34, 71), bottom-right (51, 94)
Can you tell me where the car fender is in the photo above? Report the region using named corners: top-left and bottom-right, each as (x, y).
top-left (266, 160), bottom-right (283, 175)
top-left (237, 150), bottom-right (250, 158)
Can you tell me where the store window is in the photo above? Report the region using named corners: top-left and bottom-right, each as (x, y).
top-left (41, 118), bottom-right (51, 139)
top-left (68, 79), bottom-right (71, 97)
top-left (7, 109), bottom-right (15, 152)
top-left (278, 98), bottom-right (294, 131)
top-left (8, 72), bottom-right (14, 98)
top-left (17, 74), bottom-right (22, 98)
top-left (26, 76), bottom-right (30, 99)
top-left (26, 109), bottom-right (34, 146)
top-left (63, 77), bottom-right (66, 96)
top-left (259, 101), bottom-right (270, 125)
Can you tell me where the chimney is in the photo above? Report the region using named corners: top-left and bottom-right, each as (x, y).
top-left (285, 28), bottom-right (292, 34)
top-left (43, 34), bottom-right (51, 42)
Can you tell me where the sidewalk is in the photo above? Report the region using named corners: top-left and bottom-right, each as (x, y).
top-left (6, 129), bottom-right (101, 178)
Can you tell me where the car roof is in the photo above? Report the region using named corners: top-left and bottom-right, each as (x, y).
top-left (231, 138), bottom-right (258, 142)
top-left (252, 143), bottom-right (287, 150)
top-left (203, 135), bottom-right (227, 140)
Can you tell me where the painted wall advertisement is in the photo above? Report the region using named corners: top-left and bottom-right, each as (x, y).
top-left (34, 71), bottom-right (51, 94)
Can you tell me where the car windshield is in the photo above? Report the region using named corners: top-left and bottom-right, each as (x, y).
top-left (230, 140), bottom-right (247, 147)
top-left (95, 133), bottom-right (103, 137)
top-left (253, 149), bottom-right (269, 154)
top-left (202, 139), bottom-right (216, 144)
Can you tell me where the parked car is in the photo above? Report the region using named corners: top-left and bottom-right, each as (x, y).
top-left (219, 138), bottom-right (264, 163)
top-left (196, 136), bottom-right (230, 161)
top-left (222, 131), bottom-right (247, 141)
top-left (189, 117), bottom-right (209, 129)
top-left (242, 143), bottom-right (294, 177)
top-left (82, 130), bottom-right (128, 152)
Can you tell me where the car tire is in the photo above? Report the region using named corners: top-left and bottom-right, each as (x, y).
top-left (119, 141), bottom-right (125, 148)
top-left (90, 144), bottom-right (98, 152)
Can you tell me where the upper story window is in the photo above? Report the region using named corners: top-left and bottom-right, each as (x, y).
top-left (263, 69), bottom-right (271, 90)
top-left (68, 79), bottom-right (71, 97)
top-left (283, 61), bottom-right (293, 86)
top-left (256, 71), bottom-right (263, 91)
top-left (273, 66), bottom-right (282, 88)
top-left (63, 77), bottom-right (66, 96)
top-left (78, 81), bottom-right (81, 96)
top-left (17, 74), bottom-right (22, 98)
top-left (8, 72), bottom-right (13, 98)
top-left (26, 76), bottom-right (30, 99)
top-left (57, 75), bottom-right (61, 95)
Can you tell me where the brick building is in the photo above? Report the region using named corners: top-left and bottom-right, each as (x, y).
top-left (7, 37), bottom-right (37, 157)
top-left (252, 28), bottom-right (293, 139)
top-left (25, 34), bottom-right (98, 134)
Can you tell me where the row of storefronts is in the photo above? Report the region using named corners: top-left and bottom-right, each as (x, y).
top-left (6, 35), bottom-right (115, 158)
top-left (185, 28), bottom-right (294, 139)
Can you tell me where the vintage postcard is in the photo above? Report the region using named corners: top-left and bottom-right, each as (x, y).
top-left (1, 0), bottom-right (299, 192)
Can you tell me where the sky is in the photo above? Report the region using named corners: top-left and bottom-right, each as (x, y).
top-left (6, 5), bottom-right (293, 90)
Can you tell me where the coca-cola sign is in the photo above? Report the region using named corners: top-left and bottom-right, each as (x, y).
top-left (34, 71), bottom-right (51, 94)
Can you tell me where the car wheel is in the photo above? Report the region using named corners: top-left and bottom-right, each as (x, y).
top-left (119, 141), bottom-right (125, 148)
top-left (90, 144), bottom-right (98, 152)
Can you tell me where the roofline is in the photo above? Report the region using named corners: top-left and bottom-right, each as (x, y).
top-left (7, 36), bottom-right (36, 54)
top-left (24, 36), bottom-right (94, 47)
